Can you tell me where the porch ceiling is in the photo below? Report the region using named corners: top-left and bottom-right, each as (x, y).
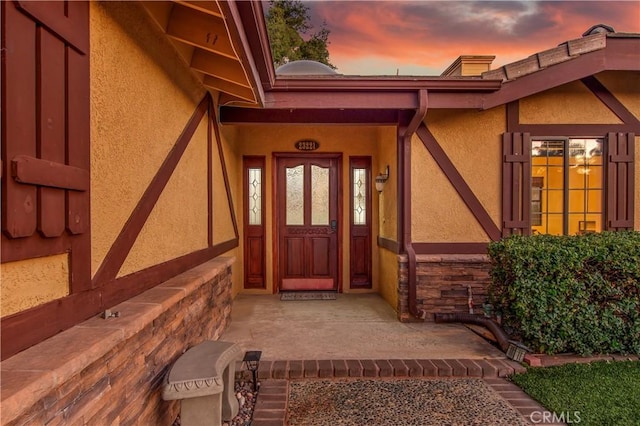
top-left (142, 1), bottom-right (263, 106)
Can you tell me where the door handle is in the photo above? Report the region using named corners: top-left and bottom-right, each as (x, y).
top-left (330, 220), bottom-right (337, 232)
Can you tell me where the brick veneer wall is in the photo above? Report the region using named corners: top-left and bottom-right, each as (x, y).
top-left (1, 257), bottom-right (235, 426)
top-left (398, 254), bottom-right (492, 321)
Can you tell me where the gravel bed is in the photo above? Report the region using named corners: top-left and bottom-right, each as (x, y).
top-left (287, 378), bottom-right (528, 426)
top-left (172, 380), bottom-right (258, 426)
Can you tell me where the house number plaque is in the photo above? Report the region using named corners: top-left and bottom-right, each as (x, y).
top-left (295, 140), bottom-right (319, 151)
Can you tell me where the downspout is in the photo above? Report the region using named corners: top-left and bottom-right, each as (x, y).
top-left (401, 89), bottom-right (428, 320)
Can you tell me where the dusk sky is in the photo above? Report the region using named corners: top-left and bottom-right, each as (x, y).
top-left (291, 1), bottom-right (640, 75)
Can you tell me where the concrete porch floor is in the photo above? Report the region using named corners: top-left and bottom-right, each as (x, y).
top-left (221, 293), bottom-right (507, 360)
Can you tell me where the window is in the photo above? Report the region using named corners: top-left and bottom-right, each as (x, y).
top-left (531, 138), bottom-right (603, 235)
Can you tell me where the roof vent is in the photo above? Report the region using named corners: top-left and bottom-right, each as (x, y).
top-left (275, 60), bottom-right (339, 76)
top-left (583, 24), bottom-right (615, 37)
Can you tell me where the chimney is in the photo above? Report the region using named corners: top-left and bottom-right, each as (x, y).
top-left (441, 55), bottom-right (496, 77)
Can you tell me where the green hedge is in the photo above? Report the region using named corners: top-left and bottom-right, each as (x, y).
top-left (488, 231), bottom-right (640, 355)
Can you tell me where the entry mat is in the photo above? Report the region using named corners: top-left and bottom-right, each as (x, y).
top-left (280, 292), bottom-right (337, 301)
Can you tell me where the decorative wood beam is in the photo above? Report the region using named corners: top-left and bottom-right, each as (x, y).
top-left (263, 91), bottom-right (418, 109)
top-left (483, 39), bottom-right (640, 109)
top-left (92, 94), bottom-right (211, 285)
top-left (191, 49), bottom-right (250, 87)
top-left (233, 0), bottom-right (276, 90)
top-left (219, 107), bottom-right (400, 124)
top-left (510, 123), bottom-right (640, 136)
top-left (218, 0), bottom-right (265, 106)
top-left (581, 76), bottom-right (640, 125)
top-left (167, 3), bottom-right (236, 60)
top-left (204, 75), bottom-right (256, 103)
top-left (176, 0), bottom-right (223, 18)
top-left (270, 78), bottom-right (502, 92)
top-left (416, 124), bottom-right (502, 241)
top-left (413, 242), bottom-right (489, 255)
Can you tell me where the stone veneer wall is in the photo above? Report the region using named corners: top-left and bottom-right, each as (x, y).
top-left (1, 257), bottom-right (235, 426)
top-left (398, 254), bottom-right (491, 321)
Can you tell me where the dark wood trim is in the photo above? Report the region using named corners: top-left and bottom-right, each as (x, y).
top-left (349, 156), bottom-right (372, 289)
top-left (15, 0), bottom-right (89, 54)
top-left (92, 94), bottom-right (211, 285)
top-left (217, 0), bottom-right (262, 104)
top-left (220, 108), bottom-right (400, 125)
top-left (269, 78), bottom-right (502, 92)
top-left (211, 106), bottom-right (240, 242)
top-left (581, 76), bottom-right (640, 125)
top-left (1, 232), bottom-right (68, 262)
top-left (1, 289), bottom-right (102, 360)
top-left (506, 101), bottom-right (519, 133)
top-left (483, 40), bottom-right (640, 109)
top-left (243, 156), bottom-right (266, 289)
top-left (101, 240), bottom-right (237, 308)
top-left (377, 236), bottom-right (400, 254)
top-left (11, 155), bottom-right (89, 191)
top-left (412, 242), bottom-right (489, 255)
top-left (416, 124), bottom-right (502, 241)
top-left (509, 124), bottom-right (640, 136)
top-left (263, 92), bottom-right (419, 110)
top-left (234, 0), bottom-right (276, 90)
top-left (207, 102), bottom-right (213, 247)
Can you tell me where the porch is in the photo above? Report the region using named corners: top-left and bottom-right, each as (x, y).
top-left (222, 293), bottom-right (506, 360)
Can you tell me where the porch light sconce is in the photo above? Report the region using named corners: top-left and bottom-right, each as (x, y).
top-left (375, 165), bottom-right (390, 193)
top-left (243, 350), bottom-right (262, 391)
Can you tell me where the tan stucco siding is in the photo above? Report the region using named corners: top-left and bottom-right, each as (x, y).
top-left (229, 125), bottom-right (387, 293)
top-left (596, 71), bottom-right (640, 120)
top-left (1, 254), bottom-right (69, 317)
top-left (378, 249), bottom-right (398, 311)
top-left (377, 126), bottom-right (398, 240)
top-left (118, 119), bottom-right (209, 277)
top-left (411, 107), bottom-right (504, 242)
top-left (90, 2), bottom-right (208, 277)
top-left (520, 80), bottom-right (621, 124)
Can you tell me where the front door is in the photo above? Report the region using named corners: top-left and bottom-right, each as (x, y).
top-left (276, 154), bottom-right (340, 291)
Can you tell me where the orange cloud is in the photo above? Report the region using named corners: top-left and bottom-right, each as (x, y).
top-left (303, 1), bottom-right (640, 75)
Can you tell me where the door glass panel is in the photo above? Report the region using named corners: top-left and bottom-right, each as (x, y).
top-left (286, 165), bottom-right (304, 225)
top-left (248, 168), bottom-right (262, 225)
top-left (311, 165), bottom-right (329, 225)
top-left (353, 168), bottom-right (367, 225)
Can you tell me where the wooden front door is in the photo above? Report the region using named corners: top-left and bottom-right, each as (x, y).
top-left (276, 154), bottom-right (341, 291)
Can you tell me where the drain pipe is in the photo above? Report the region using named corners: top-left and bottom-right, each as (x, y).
top-left (434, 313), bottom-right (510, 352)
top-left (402, 89), bottom-right (428, 320)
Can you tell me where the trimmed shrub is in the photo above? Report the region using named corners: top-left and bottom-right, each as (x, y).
top-left (488, 231), bottom-right (640, 355)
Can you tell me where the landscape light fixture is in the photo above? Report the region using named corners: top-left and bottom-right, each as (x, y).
top-left (243, 350), bottom-right (262, 391)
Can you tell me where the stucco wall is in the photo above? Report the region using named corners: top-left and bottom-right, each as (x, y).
top-left (520, 80), bottom-right (621, 124)
top-left (378, 249), bottom-right (399, 311)
top-left (90, 2), bottom-right (215, 278)
top-left (411, 107), bottom-right (505, 242)
top-left (1, 254), bottom-right (69, 317)
top-left (228, 124), bottom-right (386, 294)
top-left (596, 71), bottom-right (640, 119)
top-left (377, 126), bottom-right (398, 240)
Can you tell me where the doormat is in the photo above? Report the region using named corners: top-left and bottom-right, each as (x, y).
top-left (280, 292), bottom-right (337, 301)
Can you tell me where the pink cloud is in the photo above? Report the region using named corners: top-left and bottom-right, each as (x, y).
top-left (301, 1), bottom-right (640, 75)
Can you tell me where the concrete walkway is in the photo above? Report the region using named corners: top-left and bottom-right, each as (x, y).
top-left (221, 294), bottom-right (547, 426)
top-left (222, 294), bottom-right (506, 360)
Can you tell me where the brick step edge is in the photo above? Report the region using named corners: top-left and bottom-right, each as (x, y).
top-left (235, 359), bottom-right (525, 380)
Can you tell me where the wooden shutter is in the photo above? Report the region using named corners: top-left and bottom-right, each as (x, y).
top-left (502, 132), bottom-right (531, 236)
top-left (606, 132), bottom-right (635, 230)
top-left (2, 1), bottom-right (90, 279)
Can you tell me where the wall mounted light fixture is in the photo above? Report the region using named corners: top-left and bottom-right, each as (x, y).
top-left (375, 165), bottom-right (390, 193)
